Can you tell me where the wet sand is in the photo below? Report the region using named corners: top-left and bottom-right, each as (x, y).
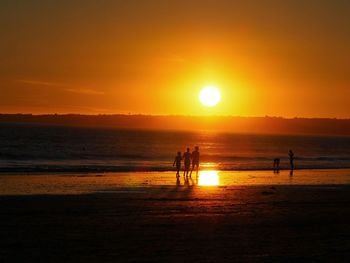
top-left (1, 169), bottom-right (350, 195)
top-left (1, 171), bottom-right (350, 262)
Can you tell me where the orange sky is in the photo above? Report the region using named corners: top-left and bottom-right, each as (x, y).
top-left (0, 0), bottom-right (350, 117)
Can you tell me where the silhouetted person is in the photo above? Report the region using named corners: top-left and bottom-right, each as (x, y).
top-left (289, 150), bottom-right (295, 170)
top-left (173, 151), bottom-right (182, 177)
top-left (183, 148), bottom-right (192, 177)
top-left (190, 146), bottom-right (200, 177)
top-left (273, 158), bottom-right (280, 172)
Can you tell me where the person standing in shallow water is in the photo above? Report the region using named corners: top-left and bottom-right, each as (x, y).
top-left (289, 150), bottom-right (295, 170)
top-left (173, 152), bottom-right (182, 178)
top-left (273, 158), bottom-right (280, 173)
top-left (183, 148), bottom-right (192, 177)
top-left (190, 146), bottom-right (200, 177)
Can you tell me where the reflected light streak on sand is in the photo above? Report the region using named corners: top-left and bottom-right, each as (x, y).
top-left (198, 170), bottom-right (220, 186)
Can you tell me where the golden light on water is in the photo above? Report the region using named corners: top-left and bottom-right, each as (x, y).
top-left (198, 170), bottom-right (220, 186)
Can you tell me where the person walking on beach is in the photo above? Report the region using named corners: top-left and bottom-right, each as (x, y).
top-left (173, 152), bottom-right (182, 177)
top-left (190, 146), bottom-right (200, 177)
top-left (183, 148), bottom-right (192, 177)
top-left (289, 150), bottom-right (295, 170)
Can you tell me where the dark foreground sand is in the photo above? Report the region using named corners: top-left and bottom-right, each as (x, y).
top-left (1, 184), bottom-right (350, 262)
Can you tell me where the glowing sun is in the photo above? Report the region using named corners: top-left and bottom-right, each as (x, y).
top-left (199, 86), bottom-right (221, 107)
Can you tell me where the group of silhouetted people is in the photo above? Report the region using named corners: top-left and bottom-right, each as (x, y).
top-left (173, 146), bottom-right (200, 178)
top-left (173, 147), bottom-right (295, 178)
top-left (273, 149), bottom-right (295, 173)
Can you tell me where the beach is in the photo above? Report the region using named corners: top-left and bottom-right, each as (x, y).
top-left (1, 170), bottom-right (350, 262)
top-left (3, 0), bottom-right (350, 261)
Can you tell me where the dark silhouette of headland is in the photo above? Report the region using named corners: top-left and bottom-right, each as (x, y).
top-left (1, 114), bottom-right (350, 136)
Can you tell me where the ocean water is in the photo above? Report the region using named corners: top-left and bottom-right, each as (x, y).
top-left (1, 123), bottom-right (350, 173)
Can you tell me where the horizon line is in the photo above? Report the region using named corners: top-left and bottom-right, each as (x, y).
top-left (1, 113), bottom-right (350, 120)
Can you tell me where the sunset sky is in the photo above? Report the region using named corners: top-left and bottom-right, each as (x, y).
top-left (1, 0), bottom-right (349, 117)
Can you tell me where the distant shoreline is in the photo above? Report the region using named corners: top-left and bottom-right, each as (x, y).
top-left (1, 114), bottom-right (350, 135)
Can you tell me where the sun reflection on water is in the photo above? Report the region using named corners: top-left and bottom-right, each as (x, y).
top-left (200, 162), bottom-right (217, 169)
top-left (198, 170), bottom-right (219, 186)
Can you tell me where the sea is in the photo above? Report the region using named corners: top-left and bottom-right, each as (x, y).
top-left (1, 123), bottom-right (350, 173)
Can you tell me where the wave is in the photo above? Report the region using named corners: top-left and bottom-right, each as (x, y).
top-left (1, 124), bottom-right (350, 174)
top-left (2, 163), bottom-right (350, 174)
top-left (2, 151), bottom-right (350, 162)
